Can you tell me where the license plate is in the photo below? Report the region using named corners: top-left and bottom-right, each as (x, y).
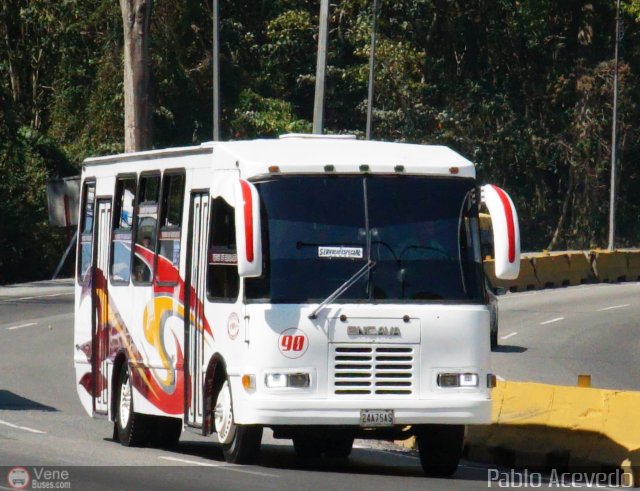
top-left (360, 409), bottom-right (394, 427)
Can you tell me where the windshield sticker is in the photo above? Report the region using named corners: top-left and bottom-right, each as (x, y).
top-left (209, 247), bottom-right (237, 265)
top-left (318, 246), bottom-right (363, 259)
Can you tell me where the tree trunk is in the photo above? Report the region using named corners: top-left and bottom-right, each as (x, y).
top-left (547, 171), bottom-right (574, 251)
top-left (120, 0), bottom-right (153, 152)
top-left (2, 1), bottom-right (22, 104)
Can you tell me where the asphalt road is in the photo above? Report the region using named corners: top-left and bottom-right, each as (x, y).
top-left (2, 279), bottom-right (638, 490)
top-left (492, 282), bottom-right (640, 390)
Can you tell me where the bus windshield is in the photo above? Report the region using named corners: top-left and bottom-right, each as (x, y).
top-left (245, 175), bottom-right (483, 304)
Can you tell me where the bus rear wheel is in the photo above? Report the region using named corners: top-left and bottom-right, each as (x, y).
top-left (151, 416), bottom-right (182, 448)
top-left (415, 424), bottom-right (464, 477)
top-left (115, 364), bottom-right (151, 447)
top-left (214, 380), bottom-right (262, 464)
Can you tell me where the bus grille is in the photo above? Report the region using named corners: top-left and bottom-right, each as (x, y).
top-left (331, 345), bottom-right (416, 396)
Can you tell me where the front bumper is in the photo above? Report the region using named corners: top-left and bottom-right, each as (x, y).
top-left (231, 391), bottom-right (492, 426)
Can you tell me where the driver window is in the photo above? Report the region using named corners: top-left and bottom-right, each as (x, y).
top-left (207, 197), bottom-right (239, 301)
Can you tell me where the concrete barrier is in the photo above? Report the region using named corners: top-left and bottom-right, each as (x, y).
top-left (587, 250), bottom-right (627, 283)
top-left (485, 257), bottom-right (539, 292)
top-left (624, 250), bottom-right (640, 282)
top-left (530, 253), bottom-right (570, 288)
top-left (565, 251), bottom-right (595, 286)
top-left (466, 381), bottom-right (640, 486)
top-left (484, 250), bottom-right (640, 291)
top-left (529, 251), bottom-right (594, 288)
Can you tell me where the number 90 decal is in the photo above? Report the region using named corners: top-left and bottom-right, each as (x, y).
top-left (278, 328), bottom-right (309, 359)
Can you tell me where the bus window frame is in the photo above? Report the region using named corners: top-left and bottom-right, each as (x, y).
top-left (132, 171), bottom-right (161, 286)
top-left (155, 168), bottom-right (186, 287)
top-left (110, 173), bottom-right (137, 286)
top-left (206, 195), bottom-right (240, 303)
top-left (76, 178), bottom-right (96, 286)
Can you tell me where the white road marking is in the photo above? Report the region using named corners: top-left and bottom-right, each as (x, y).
top-left (0, 418), bottom-right (46, 434)
top-left (500, 332), bottom-right (518, 340)
top-left (158, 456), bottom-right (278, 477)
top-left (540, 317), bottom-right (565, 325)
top-left (8, 292), bottom-right (72, 301)
top-left (496, 375), bottom-right (506, 381)
top-left (597, 304), bottom-right (630, 312)
top-left (6, 322), bottom-right (37, 331)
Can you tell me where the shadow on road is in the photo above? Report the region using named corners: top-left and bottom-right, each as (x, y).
top-left (0, 390), bottom-right (58, 411)
top-left (493, 344), bottom-right (527, 353)
top-left (149, 439), bottom-right (493, 482)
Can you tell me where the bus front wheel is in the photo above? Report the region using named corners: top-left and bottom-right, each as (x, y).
top-left (115, 364), bottom-right (151, 447)
top-left (214, 380), bottom-right (262, 464)
top-left (415, 424), bottom-right (464, 477)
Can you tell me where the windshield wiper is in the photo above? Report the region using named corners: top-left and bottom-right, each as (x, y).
top-left (308, 259), bottom-right (376, 319)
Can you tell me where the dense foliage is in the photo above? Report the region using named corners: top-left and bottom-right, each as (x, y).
top-left (1, 0), bottom-right (639, 284)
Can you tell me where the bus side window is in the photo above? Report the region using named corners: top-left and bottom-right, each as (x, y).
top-left (207, 197), bottom-right (239, 301)
top-left (133, 174), bottom-right (160, 284)
top-left (156, 172), bottom-right (185, 284)
top-left (110, 176), bottom-right (136, 283)
top-left (77, 181), bottom-right (96, 284)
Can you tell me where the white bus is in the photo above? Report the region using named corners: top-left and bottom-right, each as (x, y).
top-left (74, 134), bottom-right (519, 476)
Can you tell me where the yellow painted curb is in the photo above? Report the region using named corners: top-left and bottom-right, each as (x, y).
top-left (467, 381), bottom-right (640, 485)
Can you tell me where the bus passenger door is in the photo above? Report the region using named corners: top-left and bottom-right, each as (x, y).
top-left (92, 198), bottom-right (112, 415)
top-left (184, 191), bottom-right (210, 427)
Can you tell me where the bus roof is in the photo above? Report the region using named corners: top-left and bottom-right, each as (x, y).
top-left (83, 135), bottom-right (475, 179)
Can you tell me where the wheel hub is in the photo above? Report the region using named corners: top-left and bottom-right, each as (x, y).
top-left (119, 373), bottom-right (132, 428)
top-left (214, 381), bottom-right (236, 444)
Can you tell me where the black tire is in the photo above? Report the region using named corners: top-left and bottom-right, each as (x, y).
top-left (415, 424), bottom-right (465, 477)
top-left (151, 416), bottom-right (182, 448)
top-left (214, 379), bottom-right (262, 464)
top-left (222, 425), bottom-right (263, 464)
top-left (115, 364), bottom-right (151, 447)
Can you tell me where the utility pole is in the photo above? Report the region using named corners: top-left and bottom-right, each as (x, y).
top-left (212, 0), bottom-right (220, 141)
top-left (366, 0), bottom-right (380, 140)
top-left (608, 0), bottom-right (621, 251)
top-left (313, 0), bottom-right (329, 134)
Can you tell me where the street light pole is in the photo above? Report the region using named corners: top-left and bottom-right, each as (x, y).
top-left (212, 0), bottom-right (220, 141)
top-left (607, 0), bottom-right (621, 251)
top-left (313, 0), bottom-right (330, 134)
top-left (365, 0), bottom-right (380, 140)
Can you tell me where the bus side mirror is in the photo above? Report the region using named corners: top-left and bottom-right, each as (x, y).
top-left (481, 184), bottom-right (520, 280)
top-left (234, 179), bottom-right (262, 278)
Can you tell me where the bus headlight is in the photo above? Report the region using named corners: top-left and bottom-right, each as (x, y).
top-left (437, 372), bottom-right (479, 388)
top-left (264, 372), bottom-right (310, 389)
